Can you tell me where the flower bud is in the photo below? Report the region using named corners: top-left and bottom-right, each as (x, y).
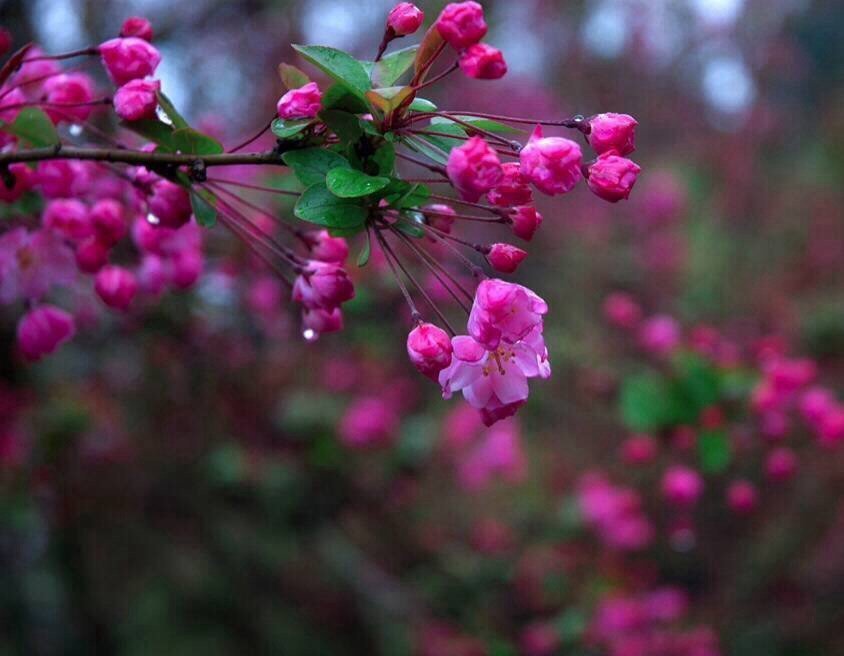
top-left (519, 125), bottom-right (582, 196)
top-left (306, 229), bottom-right (348, 264)
top-left (422, 204), bottom-right (456, 234)
top-left (446, 136), bottom-right (503, 202)
top-left (488, 162), bottom-right (532, 207)
top-left (661, 466), bottom-right (703, 507)
top-left (292, 260), bottom-right (355, 310)
top-left (486, 243), bottom-right (527, 273)
top-left (0, 163), bottom-right (33, 203)
top-left (17, 305), bottom-right (75, 361)
top-left (509, 205), bottom-right (542, 241)
top-left (638, 315), bottom-right (680, 356)
top-left (276, 82), bottom-right (322, 120)
top-left (43, 199), bottom-right (92, 242)
top-left (95, 265), bottom-right (137, 310)
top-left (120, 16), bottom-right (153, 42)
top-left (587, 152), bottom-right (641, 203)
top-left (436, 1), bottom-right (487, 50)
top-left (621, 434), bottom-right (658, 465)
top-left (99, 37), bottom-right (162, 86)
top-left (148, 179), bottom-right (192, 228)
top-left (588, 113), bottom-right (637, 156)
top-left (459, 43), bottom-right (507, 79)
top-left (113, 78), bottom-right (160, 121)
top-left (603, 292), bottom-right (642, 329)
top-left (36, 160), bottom-right (90, 198)
top-left (726, 479), bottom-right (758, 515)
top-left (387, 3), bottom-right (425, 36)
top-left (137, 254), bottom-right (166, 295)
top-left (765, 447), bottom-right (797, 482)
top-left (90, 199), bottom-right (127, 245)
top-left (170, 250), bottom-right (203, 290)
top-left (407, 323), bottom-right (453, 380)
top-left (75, 237), bottom-right (109, 273)
top-left (43, 73), bottom-right (96, 123)
top-left (302, 307), bottom-right (344, 336)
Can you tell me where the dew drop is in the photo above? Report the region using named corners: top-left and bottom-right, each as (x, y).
top-left (302, 328), bottom-right (318, 342)
top-left (146, 213), bottom-right (160, 226)
top-left (69, 124), bottom-right (83, 137)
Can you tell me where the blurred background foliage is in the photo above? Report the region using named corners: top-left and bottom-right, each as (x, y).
top-left (1, 0), bottom-right (844, 654)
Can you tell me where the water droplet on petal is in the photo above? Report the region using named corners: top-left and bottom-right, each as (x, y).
top-left (69, 124), bottom-right (83, 137)
top-left (146, 213), bottom-right (160, 225)
top-left (303, 328), bottom-right (318, 342)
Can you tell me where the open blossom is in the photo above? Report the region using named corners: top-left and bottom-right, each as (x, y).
top-left (387, 3), bottom-right (424, 36)
top-left (95, 265), bottom-right (138, 310)
top-left (436, 1), bottom-right (487, 50)
top-left (113, 78), bottom-right (160, 121)
top-left (488, 163), bottom-right (532, 208)
top-left (276, 82), bottom-right (322, 120)
top-left (407, 322), bottom-right (453, 380)
top-left (446, 136), bottom-right (503, 202)
top-left (439, 328), bottom-right (549, 426)
top-left (588, 113), bottom-right (638, 156)
top-left (459, 43), bottom-right (507, 79)
top-left (587, 152), bottom-right (641, 202)
top-left (120, 16), bottom-right (153, 41)
top-left (99, 37), bottom-right (162, 86)
top-left (486, 243), bottom-right (527, 273)
top-left (0, 228), bottom-right (75, 303)
top-left (43, 73), bottom-right (96, 123)
top-left (468, 278), bottom-right (548, 350)
top-left (520, 125), bottom-right (583, 196)
top-left (16, 305), bottom-right (75, 361)
top-left (509, 205), bottom-right (542, 241)
top-left (306, 229), bottom-right (348, 263)
top-left (292, 260), bottom-right (355, 310)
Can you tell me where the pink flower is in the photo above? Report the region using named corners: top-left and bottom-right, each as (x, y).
top-left (458, 419), bottom-right (527, 490)
top-left (276, 82), bottom-right (322, 120)
top-left (621, 434), bottom-right (657, 465)
top-left (169, 249), bottom-right (203, 289)
top-left (486, 243), bottom-right (527, 273)
top-left (488, 163), bottom-right (532, 208)
top-left (588, 113), bottom-right (638, 156)
top-left (661, 466), bottom-right (703, 507)
top-left (0, 86), bottom-right (26, 123)
top-left (0, 163), bottom-right (33, 203)
top-left (818, 406), bottom-right (844, 447)
top-left (36, 160), bottom-right (91, 198)
top-left (339, 397), bottom-right (399, 449)
top-left (302, 307), bottom-right (344, 336)
top-left (10, 47), bottom-right (60, 96)
top-left (638, 315), bottom-right (680, 356)
top-left (43, 73), bottom-right (96, 123)
top-left (438, 329), bottom-right (549, 426)
top-left (113, 78), bottom-right (160, 121)
top-left (75, 237), bottom-right (109, 273)
top-left (148, 179), bottom-right (192, 228)
top-left (509, 205), bottom-right (542, 241)
top-left (0, 228), bottom-right (75, 303)
top-left (446, 136), bottom-right (503, 202)
top-left (798, 387), bottom-right (835, 427)
top-left (137, 254), bottom-right (166, 295)
top-left (587, 152), bottom-right (641, 202)
top-left (603, 292), bottom-right (643, 329)
top-left (467, 278), bottom-right (548, 350)
top-left (292, 260), bottom-right (355, 310)
top-left (95, 265), bottom-right (137, 310)
top-left (436, 1), bottom-right (487, 50)
top-left (458, 43), bottom-right (507, 79)
top-left (387, 3), bottom-right (425, 36)
top-left (306, 229), bottom-right (348, 263)
top-left (120, 16), bottom-right (154, 42)
top-left (90, 199), bottom-right (127, 245)
top-left (99, 38), bottom-right (161, 86)
top-left (43, 199), bottom-right (92, 241)
top-left (422, 204), bottom-right (456, 234)
top-left (726, 479), bottom-right (758, 514)
top-left (519, 125), bottom-right (583, 196)
top-left (16, 305), bottom-right (75, 361)
top-left (407, 322), bottom-right (453, 380)
top-left (765, 447), bottom-right (797, 482)
top-left (578, 474), bottom-right (654, 550)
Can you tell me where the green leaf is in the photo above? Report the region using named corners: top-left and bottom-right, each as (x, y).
top-left (325, 167), bottom-right (390, 198)
top-left (121, 119), bottom-right (176, 151)
top-left (697, 430), bottom-right (732, 474)
top-left (0, 108), bottom-right (59, 147)
top-left (357, 229), bottom-right (371, 267)
top-left (318, 110), bottom-right (363, 143)
top-left (155, 91), bottom-right (190, 130)
top-left (371, 143), bottom-right (395, 176)
top-left (408, 97), bottom-right (437, 113)
top-left (190, 189), bottom-right (217, 227)
top-left (401, 134), bottom-right (449, 166)
top-left (383, 181), bottom-right (430, 209)
top-left (619, 372), bottom-right (673, 432)
top-left (431, 114), bottom-right (522, 134)
top-left (172, 128), bottom-right (224, 155)
top-left (369, 45), bottom-right (419, 87)
top-left (395, 219), bottom-right (425, 239)
top-left (278, 62), bottom-right (310, 90)
top-left (321, 84), bottom-right (370, 114)
top-left (271, 118), bottom-right (312, 139)
top-left (282, 147), bottom-right (351, 187)
top-left (294, 183), bottom-right (368, 228)
top-left (292, 45), bottom-right (371, 100)
top-left (366, 86), bottom-right (415, 116)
